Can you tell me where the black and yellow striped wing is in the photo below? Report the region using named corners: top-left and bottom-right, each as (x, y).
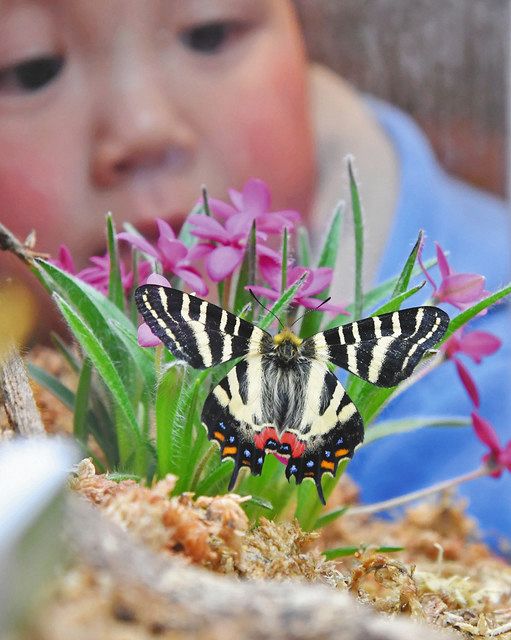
top-left (307, 306), bottom-right (449, 387)
top-left (135, 285), bottom-right (271, 368)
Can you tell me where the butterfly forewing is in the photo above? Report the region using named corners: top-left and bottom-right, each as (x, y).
top-left (308, 306), bottom-right (449, 386)
top-left (135, 285), bottom-right (270, 368)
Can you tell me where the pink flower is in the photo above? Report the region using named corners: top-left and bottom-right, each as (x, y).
top-left (472, 412), bottom-right (511, 478)
top-left (188, 213), bottom-right (280, 282)
top-left (207, 178), bottom-right (301, 236)
top-left (249, 255), bottom-right (349, 314)
top-left (118, 218), bottom-right (208, 296)
top-left (442, 329), bottom-right (501, 407)
top-left (51, 244), bottom-right (133, 295)
top-left (419, 240), bottom-right (489, 310)
top-left (137, 274), bottom-right (172, 347)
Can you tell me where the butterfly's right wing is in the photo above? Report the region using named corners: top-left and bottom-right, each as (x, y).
top-left (135, 285), bottom-right (271, 369)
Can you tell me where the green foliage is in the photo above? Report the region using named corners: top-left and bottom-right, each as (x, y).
top-left (29, 169), bottom-right (510, 535)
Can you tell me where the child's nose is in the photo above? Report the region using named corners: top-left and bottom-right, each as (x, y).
top-left (91, 68), bottom-right (196, 188)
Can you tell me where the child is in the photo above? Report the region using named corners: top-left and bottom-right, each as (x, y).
top-left (0, 1), bottom-right (509, 544)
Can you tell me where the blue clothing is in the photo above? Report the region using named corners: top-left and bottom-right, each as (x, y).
top-left (348, 98), bottom-right (511, 548)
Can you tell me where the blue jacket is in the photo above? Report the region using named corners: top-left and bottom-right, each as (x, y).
top-left (348, 98), bottom-right (511, 548)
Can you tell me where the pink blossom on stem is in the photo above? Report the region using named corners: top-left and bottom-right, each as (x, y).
top-left (442, 328), bottom-right (501, 407)
top-left (472, 412), bottom-right (511, 478)
top-left (188, 213), bottom-right (280, 283)
top-left (118, 218), bottom-right (208, 296)
top-left (418, 239), bottom-right (489, 310)
top-left (51, 245), bottom-right (133, 295)
top-left (206, 178), bottom-right (301, 236)
top-left (137, 273), bottom-right (172, 347)
top-left (249, 255), bottom-right (349, 314)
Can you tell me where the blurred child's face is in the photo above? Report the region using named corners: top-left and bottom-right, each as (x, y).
top-left (0, 0), bottom-right (314, 267)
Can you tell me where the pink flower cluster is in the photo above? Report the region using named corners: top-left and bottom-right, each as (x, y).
top-left (51, 245), bottom-right (134, 295)
top-left (419, 239), bottom-right (488, 310)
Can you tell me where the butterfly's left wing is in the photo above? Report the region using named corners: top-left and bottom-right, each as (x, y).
top-left (135, 285), bottom-right (271, 368)
top-left (308, 306), bottom-right (449, 386)
top-left (202, 357), bottom-right (364, 504)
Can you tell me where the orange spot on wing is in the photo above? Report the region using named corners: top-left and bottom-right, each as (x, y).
top-left (321, 460), bottom-right (335, 471)
top-left (214, 431), bottom-right (225, 441)
top-left (223, 446), bottom-right (237, 456)
top-left (335, 448), bottom-right (349, 457)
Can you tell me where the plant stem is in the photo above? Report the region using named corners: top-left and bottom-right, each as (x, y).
top-left (346, 465), bottom-right (489, 517)
top-left (190, 444), bottom-right (218, 492)
top-left (222, 276), bottom-right (232, 309)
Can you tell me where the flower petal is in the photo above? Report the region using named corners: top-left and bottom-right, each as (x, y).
top-left (157, 238), bottom-right (188, 269)
top-left (435, 242), bottom-right (451, 279)
top-left (138, 322), bottom-right (162, 347)
top-left (298, 296), bottom-right (349, 315)
top-left (459, 331), bottom-right (502, 363)
top-left (188, 214), bottom-right (230, 243)
top-left (146, 273), bottom-right (172, 286)
top-left (454, 358), bottom-right (480, 406)
top-left (174, 266), bottom-right (208, 296)
top-left (436, 273), bottom-right (486, 305)
top-left (207, 197), bottom-right (238, 219)
top-left (205, 245), bottom-right (243, 282)
top-left (241, 178), bottom-right (271, 215)
top-left (117, 232), bottom-right (159, 259)
top-left (155, 218), bottom-right (177, 241)
top-left (298, 267), bottom-right (333, 296)
top-left (471, 412), bottom-right (501, 455)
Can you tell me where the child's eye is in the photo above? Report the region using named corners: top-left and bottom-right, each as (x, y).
top-left (0, 55), bottom-right (65, 94)
top-left (180, 22), bottom-right (235, 54)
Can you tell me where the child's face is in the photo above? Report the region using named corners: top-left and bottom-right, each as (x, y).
top-left (0, 0), bottom-right (314, 268)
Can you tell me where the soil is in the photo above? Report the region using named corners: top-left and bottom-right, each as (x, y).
top-left (4, 347), bottom-right (511, 639)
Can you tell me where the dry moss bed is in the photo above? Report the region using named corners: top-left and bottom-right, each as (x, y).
top-left (5, 347), bottom-right (511, 639)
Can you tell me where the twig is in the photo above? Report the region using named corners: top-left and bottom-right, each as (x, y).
top-left (0, 222), bottom-right (48, 264)
top-left (345, 465), bottom-right (489, 516)
top-left (0, 347), bottom-right (46, 435)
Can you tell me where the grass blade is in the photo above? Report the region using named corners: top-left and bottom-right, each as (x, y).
top-left (300, 203), bottom-right (343, 337)
top-left (233, 220), bottom-right (256, 315)
top-left (348, 158), bottom-right (364, 320)
top-left (106, 212), bottom-right (125, 311)
top-left (363, 415), bottom-right (470, 446)
top-left (73, 358), bottom-right (92, 444)
top-left (373, 282), bottom-right (425, 315)
top-left (297, 226), bottom-right (311, 267)
top-left (258, 272), bottom-right (308, 331)
top-left (314, 506), bottom-right (349, 529)
top-left (392, 230), bottom-right (423, 298)
top-left (323, 545), bottom-right (404, 560)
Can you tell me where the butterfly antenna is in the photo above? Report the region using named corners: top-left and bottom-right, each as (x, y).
top-left (290, 297), bottom-right (332, 328)
top-left (248, 289), bottom-right (284, 329)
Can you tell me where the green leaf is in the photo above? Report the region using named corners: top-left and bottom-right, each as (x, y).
top-left (245, 496), bottom-right (273, 511)
top-left (233, 220), bottom-right (256, 315)
top-left (106, 472), bottom-right (142, 482)
top-left (54, 293), bottom-right (146, 471)
top-left (348, 158), bottom-right (364, 320)
top-left (106, 212), bottom-right (125, 311)
top-left (35, 259), bottom-right (141, 392)
top-left (314, 506), bottom-right (349, 529)
top-left (299, 203), bottom-right (344, 337)
top-left (363, 415), bottom-right (470, 446)
top-left (27, 363), bottom-right (75, 410)
top-left (73, 358), bottom-right (92, 443)
top-left (155, 363), bottom-right (186, 477)
top-left (441, 282), bottom-right (511, 342)
top-left (373, 282), bottom-right (425, 315)
top-left (294, 458), bottom-right (350, 530)
top-left (50, 333), bottom-right (81, 373)
top-left (258, 272), bottom-right (308, 332)
top-left (297, 226), bottom-right (311, 268)
top-left (195, 458), bottom-right (233, 495)
top-left (323, 545), bottom-right (404, 560)
top-left (108, 318), bottom-right (156, 389)
top-left (391, 230), bottom-right (423, 298)
top-left (281, 228), bottom-right (288, 295)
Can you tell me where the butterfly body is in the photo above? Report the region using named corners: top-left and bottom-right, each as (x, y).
top-left (135, 285), bottom-right (449, 504)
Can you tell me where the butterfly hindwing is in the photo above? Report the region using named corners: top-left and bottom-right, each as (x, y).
top-left (202, 358), bottom-right (267, 489)
top-left (202, 356), bottom-right (363, 503)
top-left (308, 306), bottom-right (449, 387)
top-left (135, 285), bottom-right (271, 368)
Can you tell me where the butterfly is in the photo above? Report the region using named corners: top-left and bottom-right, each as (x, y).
top-left (135, 285), bottom-right (449, 503)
